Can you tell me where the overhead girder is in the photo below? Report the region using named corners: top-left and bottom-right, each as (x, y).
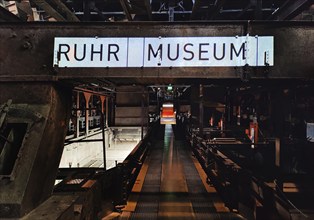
top-left (269, 0), bottom-right (313, 20)
top-left (254, 0), bottom-right (263, 19)
top-left (235, 0), bottom-right (264, 19)
top-left (119, 0), bottom-right (133, 20)
top-left (209, 0), bottom-right (226, 19)
top-left (119, 0), bottom-right (152, 21)
top-left (3, 0), bottom-right (310, 22)
top-left (0, 5), bottom-right (21, 21)
top-left (1, 0), bottom-right (43, 21)
top-left (0, 22), bottom-right (313, 82)
top-left (235, 2), bottom-right (253, 19)
top-left (5, 0), bottom-right (35, 21)
top-left (30, 0), bottom-right (79, 21)
top-left (191, 0), bottom-right (209, 20)
top-left (191, 0), bottom-right (226, 20)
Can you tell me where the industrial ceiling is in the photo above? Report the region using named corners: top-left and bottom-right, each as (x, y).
top-left (0, 0), bottom-right (313, 22)
top-left (1, 0), bottom-right (313, 95)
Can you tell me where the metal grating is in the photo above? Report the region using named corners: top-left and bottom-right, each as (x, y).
top-left (130, 138), bottom-right (163, 220)
top-left (178, 142), bottom-right (217, 215)
top-left (129, 212), bottom-right (158, 220)
top-left (124, 126), bottom-right (247, 220)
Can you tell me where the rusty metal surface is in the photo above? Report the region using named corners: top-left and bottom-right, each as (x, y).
top-left (0, 83), bottom-right (72, 218)
top-left (0, 22), bottom-right (313, 82)
top-left (31, 0), bottom-right (80, 22)
top-left (271, 0), bottom-right (313, 21)
top-left (247, 22), bottom-right (314, 79)
top-left (21, 195), bottom-right (79, 220)
top-left (0, 6), bottom-right (21, 22)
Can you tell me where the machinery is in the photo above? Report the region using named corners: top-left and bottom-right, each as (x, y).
top-left (182, 83), bottom-right (314, 220)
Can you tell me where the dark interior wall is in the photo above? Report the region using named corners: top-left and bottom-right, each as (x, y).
top-left (115, 85), bottom-right (148, 126)
top-left (189, 84), bottom-right (227, 128)
top-left (116, 86), bottom-right (143, 106)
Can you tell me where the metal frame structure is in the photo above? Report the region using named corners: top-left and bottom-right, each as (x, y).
top-left (0, 22), bottom-right (313, 85)
top-left (187, 123), bottom-right (314, 220)
top-left (1, 0), bottom-right (313, 22)
top-left (0, 9), bottom-right (313, 218)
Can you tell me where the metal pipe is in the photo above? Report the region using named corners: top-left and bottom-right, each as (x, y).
top-left (199, 84), bottom-right (204, 135)
top-left (84, 93), bottom-right (91, 136)
top-left (141, 87), bottom-right (144, 140)
top-left (275, 138), bottom-right (280, 167)
top-left (65, 139), bottom-right (104, 144)
top-left (76, 91), bottom-right (80, 138)
top-left (106, 97), bottom-right (109, 127)
top-left (101, 112), bottom-right (106, 170)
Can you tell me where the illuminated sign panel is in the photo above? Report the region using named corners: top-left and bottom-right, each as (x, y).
top-left (53, 36), bottom-right (273, 68)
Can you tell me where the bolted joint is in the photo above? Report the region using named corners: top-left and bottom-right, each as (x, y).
top-left (22, 41), bottom-right (32, 50)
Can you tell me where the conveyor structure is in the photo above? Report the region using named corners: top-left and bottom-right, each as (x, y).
top-left (0, 21), bottom-right (313, 220)
top-left (187, 125), bottom-right (314, 220)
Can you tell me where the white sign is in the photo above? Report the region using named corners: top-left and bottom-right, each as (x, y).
top-left (53, 36), bottom-right (274, 68)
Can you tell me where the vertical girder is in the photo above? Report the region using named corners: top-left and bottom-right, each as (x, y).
top-left (254, 0), bottom-right (263, 19)
top-left (0, 83), bottom-right (72, 218)
top-left (119, 0), bottom-right (133, 20)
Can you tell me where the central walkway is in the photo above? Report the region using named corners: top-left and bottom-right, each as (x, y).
top-left (119, 124), bottom-right (243, 220)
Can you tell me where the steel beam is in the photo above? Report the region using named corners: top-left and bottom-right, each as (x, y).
top-left (254, 0), bottom-right (263, 20)
top-left (143, 0), bottom-right (152, 20)
top-left (272, 0), bottom-right (313, 20)
top-left (30, 0), bottom-right (79, 21)
top-left (210, 0), bottom-right (226, 19)
top-left (119, 0), bottom-right (152, 20)
top-left (14, 0), bottom-right (36, 21)
top-left (0, 83), bottom-right (72, 218)
top-left (119, 0), bottom-right (132, 21)
top-left (191, 0), bottom-right (205, 20)
top-left (235, 1), bottom-right (253, 19)
top-left (0, 5), bottom-right (20, 21)
top-left (0, 22), bottom-right (313, 81)
top-left (105, 98), bottom-right (109, 127)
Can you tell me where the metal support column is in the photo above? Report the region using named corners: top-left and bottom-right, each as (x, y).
top-left (199, 84), bottom-right (204, 136)
top-left (169, 7), bottom-right (175, 21)
top-left (100, 96), bottom-right (107, 170)
top-left (147, 87), bottom-right (150, 127)
top-left (76, 91), bottom-right (80, 138)
top-left (255, 0), bottom-right (263, 20)
top-left (0, 83), bottom-right (72, 218)
top-left (141, 87), bottom-right (145, 140)
top-left (83, 92), bottom-right (91, 136)
top-left (275, 138), bottom-right (280, 167)
top-left (226, 90), bottom-right (233, 124)
top-left (106, 97), bottom-right (109, 128)
top-left (83, 0), bottom-right (91, 21)
top-left (111, 97), bottom-right (115, 126)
